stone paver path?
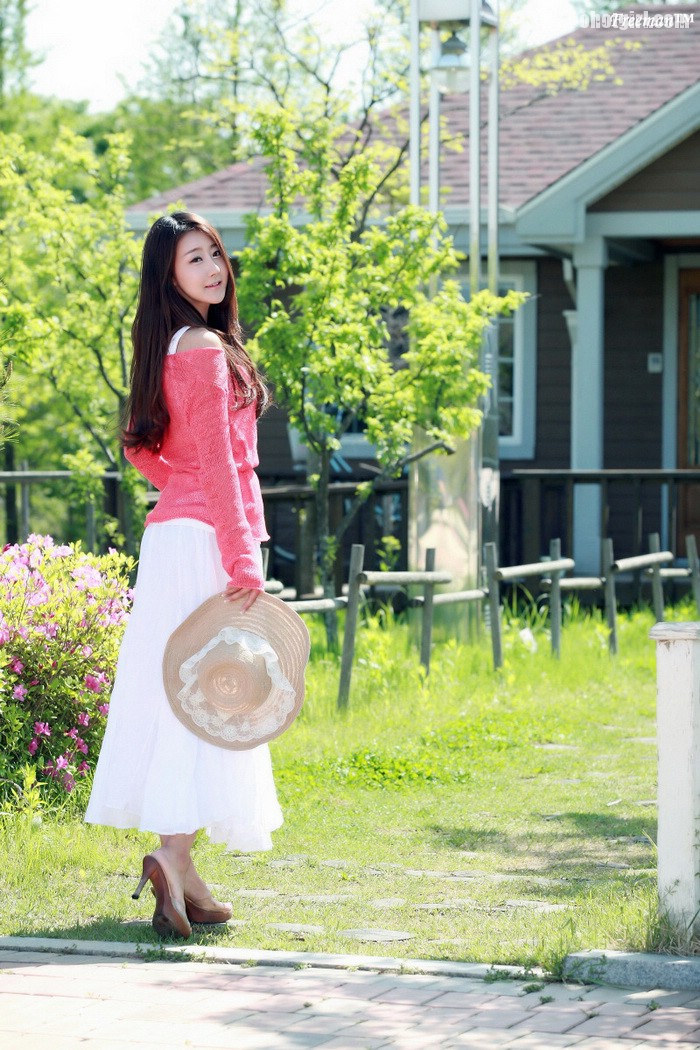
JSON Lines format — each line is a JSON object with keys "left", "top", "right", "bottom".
{"left": 1, "top": 945, "right": 700, "bottom": 1049}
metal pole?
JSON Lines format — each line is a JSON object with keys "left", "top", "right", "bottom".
{"left": 469, "top": 0, "right": 481, "bottom": 293}
{"left": 409, "top": 0, "right": 422, "bottom": 208}
{"left": 487, "top": 6, "right": 499, "bottom": 296}
{"left": 428, "top": 27, "right": 441, "bottom": 216}
{"left": 481, "top": 5, "right": 501, "bottom": 554}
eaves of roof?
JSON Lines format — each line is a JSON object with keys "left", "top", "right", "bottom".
{"left": 126, "top": 5, "right": 700, "bottom": 236}
{"left": 516, "top": 78, "right": 700, "bottom": 245}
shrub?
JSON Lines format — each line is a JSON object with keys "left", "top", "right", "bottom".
{"left": 0, "top": 534, "right": 133, "bottom": 800}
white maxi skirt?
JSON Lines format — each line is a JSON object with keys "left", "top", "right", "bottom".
{"left": 84, "top": 519, "right": 283, "bottom": 852}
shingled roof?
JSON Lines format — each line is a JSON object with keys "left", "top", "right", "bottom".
{"left": 129, "top": 4, "right": 700, "bottom": 216}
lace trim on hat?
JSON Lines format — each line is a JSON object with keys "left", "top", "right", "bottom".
{"left": 176, "top": 628, "right": 295, "bottom": 743}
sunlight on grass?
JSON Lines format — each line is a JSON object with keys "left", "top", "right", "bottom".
{"left": 1, "top": 596, "right": 695, "bottom": 972}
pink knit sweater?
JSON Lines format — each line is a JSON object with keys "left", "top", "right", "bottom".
{"left": 125, "top": 346, "right": 268, "bottom": 590}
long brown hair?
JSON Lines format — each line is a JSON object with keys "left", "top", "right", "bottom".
{"left": 123, "top": 211, "right": 267, "bottom": 452}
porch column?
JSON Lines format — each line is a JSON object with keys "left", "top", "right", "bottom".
{"left": 572, "top": 237, "right": 608, "bottom": 572}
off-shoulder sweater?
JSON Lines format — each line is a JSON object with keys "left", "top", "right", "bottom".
{"left": 124, "top": 342, "right": 268, "bottom": 590}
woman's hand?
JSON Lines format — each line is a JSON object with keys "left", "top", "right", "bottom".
{"left": 223, "top": 583, "right": 262, "bottom": 611}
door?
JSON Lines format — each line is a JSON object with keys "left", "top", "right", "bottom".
{"left": 677, "top": 269, "right": 700, "bottom": 543}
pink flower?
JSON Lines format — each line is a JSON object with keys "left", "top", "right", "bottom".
{"left": 77, "top": 712, "right": 90, "bottom": 727}
{"left": 97, "top": 702, "right": 110, "bottom": 716}
{"left": 0, "top": 616, "right": 10, "bottom": 646}
{"left": 81, "top": 645, "right": 93, "bottom": 658}
{"left": 34, "top": 722, "right": 51, "bottom": 737}
{"left": 34, "top": 622, "right": 58, "bottom": 639}
{"left": 71, "top": 565, "right": 103, "bottom": 590}
{"left": 84, "top": 672, "right": 107, "bottom": 693}
{"left": 9, "top": 658, "right": 24, "bottom": 674}
{"left": 28, "top": 739, "right": 38, "bottom": 756}
{"left": 65, "top": 728, "right": 78, "bottom": 740}
{"left": 77, "top": 761, "right": 89, "bottom": 776}
{"left": 62, "top": 773, "right": 75, "bottom": 792}
{"left": 13, "top": 684, "right": 28, "bottom": 700}
{"left": 75, "top": 738, "right": 88, "bottom": 755}
{"left": 55, "top": 754, "right": 69, "bottom": 771}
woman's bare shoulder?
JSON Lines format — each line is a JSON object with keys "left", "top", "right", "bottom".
{"left": 175, "top": 327, "right": 224, "bottom": 353}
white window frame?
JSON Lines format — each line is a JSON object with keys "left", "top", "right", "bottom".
{"left": 498, "top": 261, "right": 537, "bottom": 460}
{"left": 461, "top": 260, "right": 537, "bottom": 460}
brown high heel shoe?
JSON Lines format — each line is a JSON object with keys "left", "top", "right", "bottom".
{"left": 132, "top": 853, "right": 192, "bottom": 939}
{"left": 184, "top": 892, "right": 233, "bottom": 925}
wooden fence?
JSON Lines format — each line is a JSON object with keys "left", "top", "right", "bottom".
{"left": 5, "top": 469, "right": 700, "bottom": 710}
{"left": 279, "top": 532, "right": 700, "bottom": 709}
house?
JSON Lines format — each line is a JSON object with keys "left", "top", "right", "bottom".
{"left": 127, "top": 4, "right": 700, "bottom": 578}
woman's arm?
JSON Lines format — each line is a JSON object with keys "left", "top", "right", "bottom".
{"left": 184, "top": 348, "right": 265, "bottom": 591}
{"left": 123, "top": 444, "right": 173, "bottom": 491}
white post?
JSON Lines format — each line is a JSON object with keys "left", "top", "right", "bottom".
{"left": 572, "top": 236, "right": 607, "bottom": 572}
{"left": 649, "top": 621, "right": 700, "bottom": 934}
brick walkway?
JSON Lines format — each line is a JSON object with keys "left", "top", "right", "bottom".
{"left": 1, "top": 946, "right": 700, "bottom": 1049}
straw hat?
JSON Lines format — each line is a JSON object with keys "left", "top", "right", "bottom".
{"left": 162, "top": 591, "right": 310, "bottom": 750}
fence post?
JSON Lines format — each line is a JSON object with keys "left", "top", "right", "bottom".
{"left": 649, "top": 622, "right": 700, "bottom": 936}
{"left": 419, "top": 548, "right": 436, "bottom": 673}
{"left": 337, "top": 544, "right": 365, "bottom": 711}
{"left": 687, "top": 535, "right": 700, "bottom": 616}
{"left": 484, "top": 542, "right": 502, "bottom": 669}
{"left": 20, "top": 460, "right": 30, "bottom": 540}
{"left": 86, "top": 499, "right": 97, "bottom": 553}
{"left": 602, "top": 538, "right": 617, "bottom": 655}
{"left": 294, "top": 499, "right": 316, "bottom": 599}
{"left": 648, "top": 532, "right": 665, "bottom": 624}
{"left": 549, "top": 538, "right": 563, "bottom": 659}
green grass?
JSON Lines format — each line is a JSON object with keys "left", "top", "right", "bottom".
{"left": 0, "top": 597, "right": 695, "bottom": 974}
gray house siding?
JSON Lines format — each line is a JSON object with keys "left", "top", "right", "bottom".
{"left": 603, "top": 262, "right": 665, "bottom": 552}
{"left": 590, "top": 128, "right": 700, "bottom": 212}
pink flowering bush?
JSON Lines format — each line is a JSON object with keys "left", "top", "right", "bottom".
{"left": 0, "top": 534, "right": 134, "bottom": 799}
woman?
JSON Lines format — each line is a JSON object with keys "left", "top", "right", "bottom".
{"left": 85, "top": 212, "right": 282, "bottom": 939}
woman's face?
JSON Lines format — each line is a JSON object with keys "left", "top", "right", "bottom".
{"left": 172, "top": 229, "right": 228, "bottom": 319}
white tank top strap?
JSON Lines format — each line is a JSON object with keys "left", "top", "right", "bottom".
{"left": 166, "top": 326, "right": 190, "bottom": 356}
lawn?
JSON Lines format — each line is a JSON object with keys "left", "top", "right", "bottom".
{"left": 0, "top": 598, "right": 690, "bottom": 975}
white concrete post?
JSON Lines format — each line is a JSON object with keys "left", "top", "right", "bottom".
{"left": 572, "top": 237, "right": 607, "bottom": 573}
{"left": 649, "top": 621, "right": 700, "bottom": 933}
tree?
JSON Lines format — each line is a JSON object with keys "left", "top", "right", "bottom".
{"left": 0, "top": 0, "right": 36, "bottom": 103}
{"left": 238, "top": 105, "right": 523, "bottom": 646}
{"left": 112, "top": 0, "right": 290, "bottom": 202}
{"left": 0, "top": 128, "right": 145, "bottom": 546}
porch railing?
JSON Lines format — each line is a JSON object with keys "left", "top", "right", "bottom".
{"left": 502, "top": 469, "right": 700, "bottom": 567}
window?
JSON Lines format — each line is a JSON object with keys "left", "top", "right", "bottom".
{"left": 462, "top": 261, "right": 537, "bottom": 460}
